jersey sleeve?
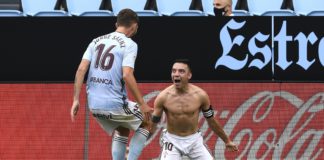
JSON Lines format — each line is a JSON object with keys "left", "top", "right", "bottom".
{"left": 122, "top": 42, "right": 138, "bottom": 69}
{"left": 82, "top": 41, "right": 95, "bottom": 61}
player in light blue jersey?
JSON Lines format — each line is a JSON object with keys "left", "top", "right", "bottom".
{"left": 70, "top": 9, "right": 152, "bottom": 160}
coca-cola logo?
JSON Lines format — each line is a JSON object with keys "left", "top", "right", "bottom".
{"left": 143, "top": 90, "right": 324, "bottom": 159}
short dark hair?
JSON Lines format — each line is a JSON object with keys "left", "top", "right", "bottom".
{"left": 173, "top": 59, "right": 192, "bottom": 72}
{"left": 117, "top": 8, "right": 139, "bottom": 27}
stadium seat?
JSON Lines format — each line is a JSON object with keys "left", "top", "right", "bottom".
{"left": 0, "top": 0, "right": 24, "bottom": 16}
{"left": 66, "top": 0, "right": 113, "bottom": 16}
{"left": 201, "top": 0, "right": 214, "bottom": 15}
{"left": 293, "top": 0, "right": 324, "bottom": 16}
{"left": 307, "top": 11, "right": 324, "bottom": 16}
{"left": 0, "top": 0, "right": 20, "bottom": 9}
{"left": 232, "top": 0, "right": 250, "bottom": 16}
{"left": 156, "top": 0, "right": 206, "bottom": 16}
{"left": 21, "top": 0, "right": 68, "bottom": 16}
{"left": 0, "top": 10, "right": 24, "bottom": 16}
{"left": 231, "top": 10, "right": 250, "bottom": 16}
{"left": 247, "top": 0, "right": 296, "bottom": 16}
{"left": 111, "top": 0, "right": 159, "bottom": 16}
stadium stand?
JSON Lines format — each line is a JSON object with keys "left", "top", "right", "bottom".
{"left": 0, "top": 10, "right": 24, "bottom": 16}
{"left": 247, "top": 0, "right": 296, "bottom": 16}
{"left": 111, "top": 0, "right": 159, "bottom": 16}
{"left": 0, "top": 0, "right": 24, "bottom": 16}
{"left": 293, "top": 0, "right": 324, "bottom": 16}
{"left": 1, "top": 0, "right": 323, "bottom": 16}
{"left": 66, "top": 0, "right": 113, "bottom": 16}
{"left": 201, "top": 0, "right": 214, "bottom": 16}
{"left": 0, "top": 0, "right": 21, "bottom": 10}
{"left": 156, "top": 0, "right": 206, "bottom": 16}
{"left": 21, "top": 0, "right": 68, "bottom": 16}
{"left": 201, "top": 0, "right": 250, "bottom": 16}
{"left": 232, "top": 0, "right": 250, "bottom": 16}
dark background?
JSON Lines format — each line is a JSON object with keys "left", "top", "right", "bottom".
{"left": 0, "top": 16, "right": 323, "bottom": 82}
{"left": 274, "top": 17, "right": 324, "bottom": 81}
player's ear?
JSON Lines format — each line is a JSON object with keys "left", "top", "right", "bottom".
{"left": 131, "top": 23, "right": 138, "bottom": 36}
{"left": 188, "top": 72, "right": 192, "bottom": 80}
{"left": 131, "top": 23, "right": 137, "bottom": 30}
{"left": 115, "top": 23, "right": 118, "bottom": 28}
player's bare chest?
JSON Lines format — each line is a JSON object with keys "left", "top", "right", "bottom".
{"left": 165, "top": 95, "right": 200, "bottom": 113}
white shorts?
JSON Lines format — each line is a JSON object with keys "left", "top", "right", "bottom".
{"left": 160, "top": 130, "right": 214, "bottom": 160}
{"left": 89, "top": 101, "right": 143, "bottom": 135}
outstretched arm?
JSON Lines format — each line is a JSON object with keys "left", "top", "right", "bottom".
{"left": 71, "top": 59, "right": 90, "bottom": 122}
{"left": 200, "top": 90, "right": 238, "bottom": 152}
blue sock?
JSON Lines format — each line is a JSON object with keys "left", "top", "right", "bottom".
{"left": 112, "top": 133, "right": 128, "bottom": 160}
{"left": 127, "top": 128, "right": 150, "bottom": 160}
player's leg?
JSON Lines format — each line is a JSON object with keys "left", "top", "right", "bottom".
{"left": 92, "top": 114, "right": 129, "bottom": 160}
{"left": 127, "top": 101, "right": 150, "bottom": 160}
{"left": 159, "top": 132, "right": 182, "bottom": 160}
{"left": 112, "top": 126, "right": 130, "bottom": 160}
{"left": 187, "top": 133, "right": 214, "bottom": 160}
{"left": 127, "top": 124, "right": 150, "bottom": 160}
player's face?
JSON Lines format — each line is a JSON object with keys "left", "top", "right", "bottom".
{"left": 171, "top": 63, "right": 192, "bottom": 89}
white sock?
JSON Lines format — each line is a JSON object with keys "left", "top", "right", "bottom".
{"left": 112, "top": 134, "right": 128, "bottom": 160}
{"left": 127, "top": 128, "right": 150, "bottom": 160}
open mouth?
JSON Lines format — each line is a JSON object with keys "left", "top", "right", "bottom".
{"left": 174, "top": 79, "right": 181, "bottom": 83}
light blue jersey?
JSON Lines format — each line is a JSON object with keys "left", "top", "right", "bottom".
{"left": 82, "top": 32, "right": 137, "bottom": 113}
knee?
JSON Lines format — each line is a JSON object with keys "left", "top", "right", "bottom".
{"left": 139, "top": 121, "right": 151, "bottom": 131}
{"left": 115, "top": 127, "right": 130, "bottom": 137}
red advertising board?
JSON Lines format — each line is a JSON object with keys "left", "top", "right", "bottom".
{"left": 0, "top": 83, "right": 323, "bottom": 159}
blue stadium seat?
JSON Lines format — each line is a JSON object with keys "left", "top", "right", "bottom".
{"left": 66, "top": 0, "right": 113, "bottom": 16}
{"left": 232, "top": 0, "right": 250, "bottom": 16}
{"left": 293, "top": 0, "right": 324, "bottom": 16}
{"left": 201, "top": 0, "right": 214, "bottom": 15}
{"left": 156, "top": 0, "right": 206, "bottom": 16}
{"left": 111, "top": 0, "right": 159, "bottom": 16}
{"left": 247, "top": 0, "right": 296, "bottom": 16}
{"left": 232, "top": 10, "right": 250, "bottom": 16}
{"left": 21, "top": 0, "right": 68, "bottom": 16}
{"left": 308, "top": 11, "right": 324, "bottom": 16}
{"left": 0, "top": 10, "right": 24, "bottom": 16}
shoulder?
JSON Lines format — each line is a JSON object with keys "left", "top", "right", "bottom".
{"left": 89, "top": 33, "right": 112, "bottom": 49}
{"left": 123, "top": 35, "right": 137, "bottom": 46}
{"left": 123, "top": 39, "right": 137, "bottom": 52}
{"left": 92, "top": 33, "right": 110, "bottom": 42}
{"left": 190, "top": 84, "right": 209, "bottom": 101}
{"left": 128, "top": 39, "right": 137, "bottom": 48}
{"left": 128, "top": 37, "right": 136, "bottom": 44}
{"left": 158, "top": 85, "right": 173, "bottom": 97}
{"left": 190, "top": 84, "right": 208, "bottom": 96}
{"left": 156, "top": 85, "right": 173, "bottom": 101}
{"left": 189, "top": 85, "right": 210, "bottom": 109}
